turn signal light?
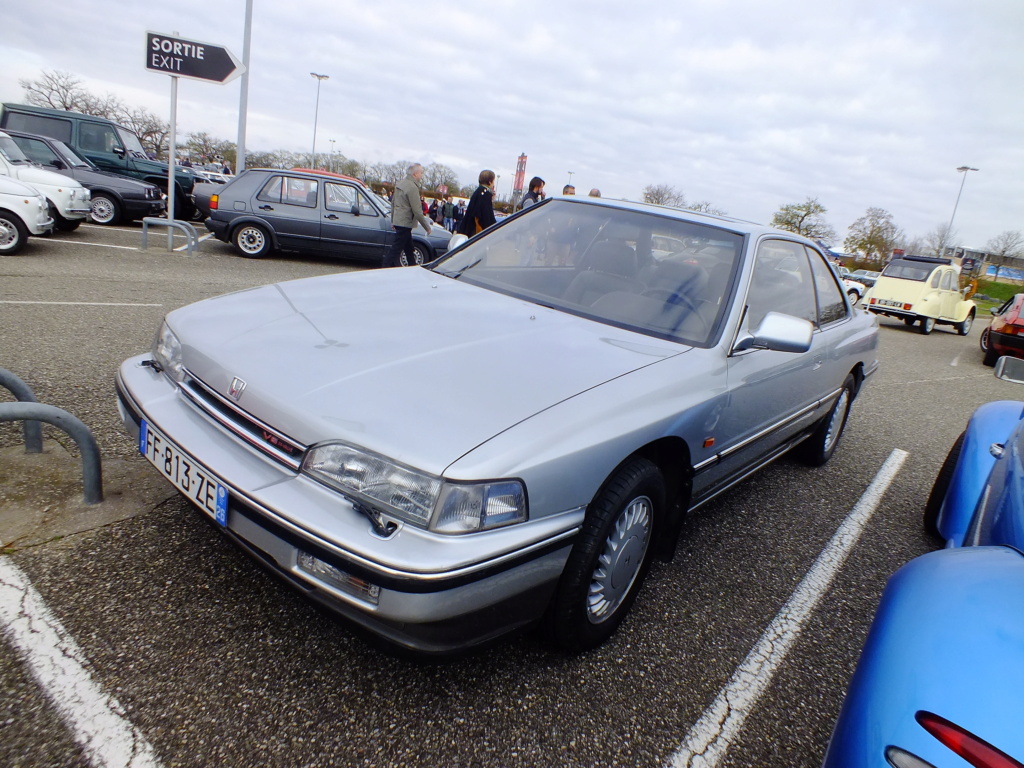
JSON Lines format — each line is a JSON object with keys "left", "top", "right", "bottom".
{"left": 916, "top": 711, "right": 1024, "bottom": 768}
{"left": 210, "top": 194, "right": 219, "bottom": 210}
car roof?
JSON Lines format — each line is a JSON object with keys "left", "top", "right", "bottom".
{"left": 288, "top": 167, "right": 367, "bottom": 185}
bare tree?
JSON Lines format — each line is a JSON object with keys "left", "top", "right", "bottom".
{"left": 985, "top": 230, "right": 1024, "bottom": 280}
{"left": 642, "top": 184, "right": 687, "bottom": 207}
{"left": 687, "top": 200, "right": 727, "bottom": 216}
{"left": 922, "top": 223, "right": 956, "bottom": 258}
{"left": 19, "top": 70, "right": 86, "bottom": 111}
{"left": 422, "top": 162, "right": 460, "bottom": 195}
{"left": 844, "top": 207, "right": 902, "bottom": 263}
{"left": 771, "top": 197, "right": 837, "bottom": 244}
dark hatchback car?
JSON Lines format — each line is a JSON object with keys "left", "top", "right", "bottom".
{"left": 980, "top": 294, "right": 1024, "bottom": 366}
{"left": 5, "top": 128, "right": 165, "bottom": 225}
{"left": 205, "top": 168, "right": 451, "bottom": 265}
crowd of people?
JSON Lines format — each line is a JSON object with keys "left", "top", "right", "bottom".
{"left": 383, "top": 163, "right": 603, "bottom": 268}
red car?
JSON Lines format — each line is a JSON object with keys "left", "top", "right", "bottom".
{"left": 981, "top": 293, "right": 1024, "bottom": 365}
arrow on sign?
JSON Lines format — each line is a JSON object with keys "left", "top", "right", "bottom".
{"left": 146, "top": 32, "right": 245, "bottom": 84}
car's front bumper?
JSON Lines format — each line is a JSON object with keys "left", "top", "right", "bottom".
{"left": 122, "top": 197, "right": 166, "bottom": 220}
{"left": 115, "top": 356, "right": 576, "bottom": 653}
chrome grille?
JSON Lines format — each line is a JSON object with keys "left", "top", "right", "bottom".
{"left": 180, "top": 369, "right": 306, "bottom": 469}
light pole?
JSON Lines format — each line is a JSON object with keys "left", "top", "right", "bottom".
{"left": 567, "top": 171, "right": 575, "bottom": 187}
{"left": 328, "top": 139, "right": 335, "bottom": 173}
{"left": 947, "top": 165, "right": 979, "bottom": 237}
{"left": 310, "top": 72, "right": 329, "bottom": 169}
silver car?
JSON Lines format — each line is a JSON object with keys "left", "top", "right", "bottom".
{"left": 116, "top": 198, "right": 879, "bottom": 654}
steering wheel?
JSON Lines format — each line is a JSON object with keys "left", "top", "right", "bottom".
{"left": 642, "top": 288, "right": 708, "bottom": 334}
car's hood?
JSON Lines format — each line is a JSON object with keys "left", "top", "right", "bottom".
{"left": 171, "top": 267, "right": 688, "bottom": 473}
{"left": 73, "top": 167, "right": 155, "bottom": 191}
{"left": 0, "top": 174, "right": 45, "bottom": 198}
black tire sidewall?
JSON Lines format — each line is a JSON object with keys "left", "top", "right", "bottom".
{"left": 0, "top": 212, "right": 28, "bottom": 254}
{"left": 801, "top": 374, "right": 855, "bottom": 467}
{"left": 233, "top": 224, "right": 271, "bottom": 258}
{"left": 90, "top": 194, "right": 121, "bottom": 225}
{"left": 547, "top": 456, "right": 665, "bottom": 652}
{"left": 923, "top": 431, "right": 964, "bottom": 540}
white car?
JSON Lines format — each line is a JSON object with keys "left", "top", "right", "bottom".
{"left": 0, "top": 175, "right": 54, "bottom": 254}
{"left": 0, "top": 130, "right": 91, "bottom": 231}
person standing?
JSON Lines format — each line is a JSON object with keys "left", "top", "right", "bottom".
{"left": 454, "top": 200, "right": 466, "bottom": 232}
{"left": 384, "top": 163, "right": 432, "bottom": 268}
{"left": 458, "top": 170, "right": 497, "bottom": 236}
{"left": 588, "top": 188, "right": 601, "bottom": 197}
{"left": 442, "top": 196, "right": 456, "bottom": 231}
{"left": 562, "top": 184, "right": 576, "bottom": 195}
{"left": 520, "top": 176, "right": 545, "bottom": 210}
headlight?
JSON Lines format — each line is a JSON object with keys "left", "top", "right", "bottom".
{"left": 302, "top": 443, "right": 527, "bottom": 533}
{"left": 152, "top": 321, "right": 184, "bottom": 382}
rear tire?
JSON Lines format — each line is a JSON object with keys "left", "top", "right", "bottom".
{"left": 919, "top": 316, "right": 935, "bottom": 334}
{"left": 232, "top": 224, "right": 272, "bottom": 258}
{"left": 90, "top": 194, "right": 122, "bottom": 225}
{"left": 801, "top": 374, "right": 855, "bottom": 466}
{"left": 546, "top": 457, "right": 664, "bottom": 652}
{"left": 955, "top": 311, "right": 974, "bottom": 336}
{"left": 401, "top": 242, "right": 428, "bottom": 266}
{"left": 903, "top": 317, "right": 916, "bottom": 326}
{"left": 0, "top": 212, "right": 28, "bottom": 255}
{"left": 923, "top": 431, "right": 964, "bottom": 541}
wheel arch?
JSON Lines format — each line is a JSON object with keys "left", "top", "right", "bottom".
{"left": 617, "top": 436, "right": 693, "bottom": 562}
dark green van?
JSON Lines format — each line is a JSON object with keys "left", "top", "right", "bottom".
{"left": 0, "top": 103, "right": 198, "bottom": 219}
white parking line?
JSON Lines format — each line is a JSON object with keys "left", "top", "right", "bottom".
{"left": 0, "top": 301, "right": 162, "bottom": 307}
{"left": 0, "top": 557, "right": 162, "bottom": 768}
{"left": 667, "top": 448, "right": 909, "bottom": 768}
{"left": 43, "top": 239, "right": 138, "bottom": 251}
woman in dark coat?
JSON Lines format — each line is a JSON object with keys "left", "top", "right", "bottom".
{"left": 458, "top": 169, "right": 497, "bottom": 236}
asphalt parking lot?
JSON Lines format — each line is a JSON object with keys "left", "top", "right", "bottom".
{"left": 0, "top": 222, "right": 1009, "bottom": 767}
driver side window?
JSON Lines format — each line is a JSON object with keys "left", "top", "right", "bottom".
{"left": 747, "top": 240, "right": 817, "bottom": 327}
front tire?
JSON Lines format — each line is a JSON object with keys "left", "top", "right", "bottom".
{"left": 981, "top": 328, "right": 999, "bottom": 366}
{"left": 919, "top": 316, "right": 936, "bottom": 335}
{"left": 801, "top": 374, "right": 855, "bottom": 466}
{"left": 400, "top": 242, "right": 429, "bottom": 266}
{"left": 232, "top": 224, "right": 272, "bottom": 258}
{"left": 90, "top": 194, "right": 122, "bottom": 225}
{"left": 0, "top": 212, "right": 29, "bottom": 255}
{"left": 955, "top": 310, "right": 975, "bottom": 336}
{"left": 923, "top": 431, "right": 964, "bottom": 541}
{"left": 547, "top": 457, "right": 664, "bottom": 652}
{"left": 847, "top": 289, "right": 860, "bottom": 304}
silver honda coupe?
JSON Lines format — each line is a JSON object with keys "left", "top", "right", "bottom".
{"left": 116, "top": 197, "right": 879, "bottom": 654}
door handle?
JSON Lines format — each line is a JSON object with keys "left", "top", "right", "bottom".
{"left": 258, "top": 204, "right": 273, "bottom": 211}
{"left": 325, "top": 214, "right": 339, "bottom": 220}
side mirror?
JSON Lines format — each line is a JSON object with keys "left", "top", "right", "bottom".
{"left": 995, "top": 356, "right": 1024, "bottom": 385}
{"left": 732, "top": 311, "right": 813, "bottom": 354}
{"left": 114, "top": 146, "right": 126, "bottom": 158}
{"left": 51, "top": 159, "right": 66, "bottom": 170}
{"left": 991, "top": 307, "right": 999, "bottom": 316}
{"left": 448, "top": 233, "right": 469, "bottom": 250}
{"left": 350, "top": 203, "right": 360, "bottom": 216}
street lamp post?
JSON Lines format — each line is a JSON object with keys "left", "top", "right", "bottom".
{"left": 310, "top": 72, "right": 329, "bottom": 169}
{"left": 947, "top": 165, "right": 979, "bottom": 236}
{"left": 328, "top": 139, "right": 335, "bottom": 173}
{"left": 567, "top": 171, "right": 575, "bottom": 187}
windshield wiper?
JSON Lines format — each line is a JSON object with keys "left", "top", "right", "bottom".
{"left": 441, "top": 257, "right": 481, "bottom": 280}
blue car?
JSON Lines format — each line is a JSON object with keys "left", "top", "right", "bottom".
{"left": 823, "top": 357, "right": 1024, "bottom": 768}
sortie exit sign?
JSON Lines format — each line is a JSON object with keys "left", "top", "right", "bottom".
{"left": 146, "top": 32, "right": 245, "bottom": 84}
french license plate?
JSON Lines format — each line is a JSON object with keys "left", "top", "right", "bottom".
{"left": 878, "top": 299, "right": 903, "bottom": 308}
{"left": 140, "top": 420, "right": 228, "bottom": 526}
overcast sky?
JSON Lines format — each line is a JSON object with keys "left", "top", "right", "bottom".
{"left": 2, "top": 1, "right": 1021, "bottom": 248}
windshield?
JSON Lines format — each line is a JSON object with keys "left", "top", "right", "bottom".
{"left": 0, "top": 136, "right": 31, "bottom": 164}
{"left": 882, "top": 258, "right": 935, "bottom": 281}
{"left": 51, "top": 139, "right": 92, "bottom": 168}
{"left": 115, "top": 126, "right": 149, "bottom": 159}
{"left": 431, "top": 199, "right": 744, "bottom": 347}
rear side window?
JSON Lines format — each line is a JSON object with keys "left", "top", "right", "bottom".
{"left": 257, "top": 175, "right": 318, "bottom": 207}
{"left": 806, "top": 247, "right": 848, "bottom": 326}
{"left": 79, "top": 122, "right": 121, "bottom": 153}
{"left": 940, "top": 271, "right": 953, "bottom": 290}
{"left": 3, "top": 113, "right": 73, "bottom": 143}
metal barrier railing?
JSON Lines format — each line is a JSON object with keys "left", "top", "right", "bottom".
{"left": 140, "top": 217, "right": 199, "bottom": 256}
{"left": 0, "top": 368, "right": 43, "bottom": 453}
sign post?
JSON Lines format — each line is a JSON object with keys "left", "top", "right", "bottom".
{"left": 145, "top": 31, "right": 245, "bottom": 248}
